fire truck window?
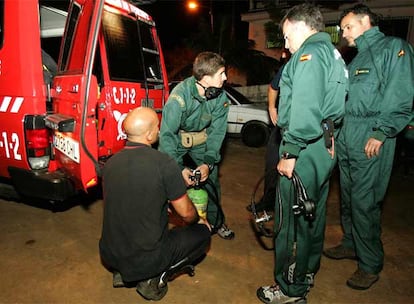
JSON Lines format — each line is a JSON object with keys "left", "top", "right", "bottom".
{"left": 0, "top": 0, "right": 4, "bottom": 48}
{"left": 93, "top": 47, "right": 104, "bottom": 88}
{"left": 102, "top": 11, "right": 162, "bottom": 84}
{"left": 139, "top": 22, "right": 163, "bottom": 83}
{"left": 60, "top": 3, "right": 81, "bottom": 72}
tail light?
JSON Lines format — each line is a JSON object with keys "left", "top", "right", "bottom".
{"left": 24, "top": 115, "right": 51, "bottom": 169}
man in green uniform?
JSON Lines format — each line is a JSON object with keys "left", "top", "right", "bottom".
{"left": 257, "top": 4, "right": 348, "bottom": 304}
{"left": 159, "top": 52, "right": 234, "bottom": 240}
{"left": 324, "top": 4, "right": 414, "bottom": 290}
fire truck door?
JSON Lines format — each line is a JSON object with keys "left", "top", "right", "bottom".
{"left": 50, "top": 0, "right": 104, "bottom": 191}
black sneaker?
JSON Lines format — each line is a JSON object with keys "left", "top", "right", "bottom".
{"left": 136, "top": 276, "right": 168, "bottom": 301}
{"left": 257, "top": 284, "right": 307, "bottom": 304}
{"left": 216, "top": 224, "right": 235, "bottom": 240}
{"left": 112, "top": 271, "right": 125, "bottom": 288}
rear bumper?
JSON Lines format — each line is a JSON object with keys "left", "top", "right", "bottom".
{"left": 8, "top": 167, "right": 78, "bottom": 201}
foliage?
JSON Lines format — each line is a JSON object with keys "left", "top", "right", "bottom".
{"left": 170, "top": 9, "right": 278, "bottom": 85}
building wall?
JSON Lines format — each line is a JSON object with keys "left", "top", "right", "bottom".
{"left": 242, "top": 0, "right": 414, "bottom": 57}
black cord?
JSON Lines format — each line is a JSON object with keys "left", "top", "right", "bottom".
{"left": 249, "top": 170, "right": 315, "bottom": 239}
{"left": 248, "top": 168, "right": 282, "bottom": 238}
{"left": 203, "top": 177, "right": 225, "bottom": 232}
{"left": 282, "top": 170, "right": 314, "bottom": 285}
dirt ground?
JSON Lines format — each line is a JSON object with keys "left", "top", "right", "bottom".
{"left": 0, "top": 137, "right": 413, "bottom": 304}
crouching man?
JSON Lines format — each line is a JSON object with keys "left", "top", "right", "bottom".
{"left": 99, "top": 107, "right": 211, "bottom": 301}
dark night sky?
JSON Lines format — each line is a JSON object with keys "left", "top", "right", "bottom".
{"left": 142, "top": 1, "right": 202, "bottom": 48}
{"left": 142, "top": 0, "right": 250, "bottom": 48}
{"left": 43, "top": 0, "right": 250, "bottom": 49}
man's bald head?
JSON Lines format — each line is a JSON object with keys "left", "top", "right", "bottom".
{"left": 123, "top": 107, "right": 159, "bottom": 145}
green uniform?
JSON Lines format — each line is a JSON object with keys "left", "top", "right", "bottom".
{"left": 337, "top": 27, "right": 414, "bottom": 275}
{"left": 275, "top": 32, "right": 348, "bottom": 296}
{"left": 159, "top": 76, "right": 229, "bottom": 227}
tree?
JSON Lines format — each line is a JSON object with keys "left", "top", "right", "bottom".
{"left": 175, "top": 1, "right": 278, "bottom": 85}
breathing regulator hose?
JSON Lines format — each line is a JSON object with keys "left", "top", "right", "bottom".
{"left": 248, "top": 169, "right": 315, "bottom": 238}
{"left": 248, "top": 168, "right": 279, "bottom": 238}
{"left": 187, "top": 169, "right": 225, "bottom": 233}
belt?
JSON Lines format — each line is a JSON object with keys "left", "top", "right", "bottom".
{"left": 180, "top": 129, "right": 207, "bottom": 148}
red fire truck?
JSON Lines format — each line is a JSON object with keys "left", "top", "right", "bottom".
{"left": 0, "top": 0, "right": 169, "bottom": 203}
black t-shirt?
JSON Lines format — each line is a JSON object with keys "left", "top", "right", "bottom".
{"left": 99, "top": 141, "right": 187, "bottom": 280}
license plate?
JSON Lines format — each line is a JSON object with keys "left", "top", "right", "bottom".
{"left": 53, "top": 133, "right": 80, "bottom": 163}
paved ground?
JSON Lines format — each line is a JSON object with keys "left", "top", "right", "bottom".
{"left": 0, "top": 137, "right": 413, "bottom": 304}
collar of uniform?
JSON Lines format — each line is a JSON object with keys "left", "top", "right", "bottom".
{"left": 302, "top": 31, "right": 331, "bottom": 46}
{"left": 190, "top": 76, "right": 207, "bottom": 102}
{"left": 355, "top": 26, "right": 385, "bottom": 50}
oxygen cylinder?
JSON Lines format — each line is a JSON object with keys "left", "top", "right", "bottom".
{"left": 187, "top": 170, "right": 208, "bottom": 219}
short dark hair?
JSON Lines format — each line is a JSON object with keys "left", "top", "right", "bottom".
{"left": 340, "top": 4, "right": 379, "bottom": 26}
{"left": 280, "top": 3, "right": 324, "bottom": 32}
{"left": 192, "top": 52, "right": 225, "bottom": 81}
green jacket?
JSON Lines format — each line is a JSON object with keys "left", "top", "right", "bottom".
{"left": 278, "top": 32, "right": 348, "bottom": 156}
{"left": 159, "top": 76, "right": 229, "bottom": 165}
{"left": 346, "top": 26, "right": 414, "bottom": 141}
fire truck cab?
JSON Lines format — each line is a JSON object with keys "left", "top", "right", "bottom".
{"left": 0, "top": 0, "right": 169, "bottom": 202}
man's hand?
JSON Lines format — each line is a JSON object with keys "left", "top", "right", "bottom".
{"left": 196, "top": 164, "right": 210, "bottom": 182}
{"left": 182, "top": 168, "right": 195, "bottom": 186}
{"left": 365, "top": 138, "right": 383, "bottom": 159}
{"left": 277, "top": 158, "right": 296, "bottom": 178}
{"left": 268, "top": 107, "right": 278, "bottom": 126}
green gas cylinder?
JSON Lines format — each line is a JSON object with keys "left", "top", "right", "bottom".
{"left": 187, "top": 170, "right": 208, "bottom": 219}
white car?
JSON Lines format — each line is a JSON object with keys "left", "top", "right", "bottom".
{"left": 225, "top": 86, "right": 271, "bottom": 147}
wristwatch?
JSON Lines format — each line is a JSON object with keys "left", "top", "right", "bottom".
{"left": 281, "top": 151, "right": 297, "bottom": 160}
{"left": 206, "top": 163, "right": 214, "bottom": 171}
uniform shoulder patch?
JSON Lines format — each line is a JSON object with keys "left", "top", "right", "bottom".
{"left": 398, "top": 49, "right": 405, "bottom": 57}
{"left": 300, "top": 54, "right": 312, "bottom": 62}
{"left": 170, "top": 94, "right": 185, "bottom": 108}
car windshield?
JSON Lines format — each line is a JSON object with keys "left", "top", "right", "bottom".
{"left": 225, "top": 86, "right": 253, "bottom": 105}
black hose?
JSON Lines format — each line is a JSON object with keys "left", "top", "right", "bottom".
{"left": 248, "top": 169, "right": 282, "bottom": 238}
{"left": 202, "top": 177, "right": 225, "bottom": 233}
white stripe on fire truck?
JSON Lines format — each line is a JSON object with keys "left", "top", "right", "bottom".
{"left": 0, "top": 96, "right": 23, "bottom": 113}
{"left": 10, "top": 97, "right": 24, "bottom": 113}
{"left": 0, "top": 96, "right": 12, "bottom": 112}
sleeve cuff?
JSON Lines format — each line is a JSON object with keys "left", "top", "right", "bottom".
{"left": 204, "top": 155, "right": 216, "bottom": 165}
{"left": 372, "top": 130, "right": 386, "bottom": 142}
{"left": 281, "top": 142, "right": 301, "bottom": 157}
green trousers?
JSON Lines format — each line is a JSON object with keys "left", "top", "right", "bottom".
{"left": 274, "top": 136, "right": 336, "bottom": 297}
{"left": 177, "top": 143, "right": 224, "bottom": 229}
{"left": 337, "top": 116, "right": 395, "bottom": 274}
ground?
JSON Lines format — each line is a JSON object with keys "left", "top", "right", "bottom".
{"left": 0, "top": 137, "right": 413, "bottom": 304}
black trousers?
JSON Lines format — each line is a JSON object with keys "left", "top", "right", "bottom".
{"left": 101, "top": 224, "right": 211, "bottom": 282}
{"left": 165, "top": 224, "right": 211, "bottom": 267}
{"left": 260, "top": 125, "right": 282, "bottom": 207}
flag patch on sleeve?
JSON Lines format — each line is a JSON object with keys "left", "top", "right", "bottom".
{"left": 300, "top": 54, "right": 312, "bottom": 61}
